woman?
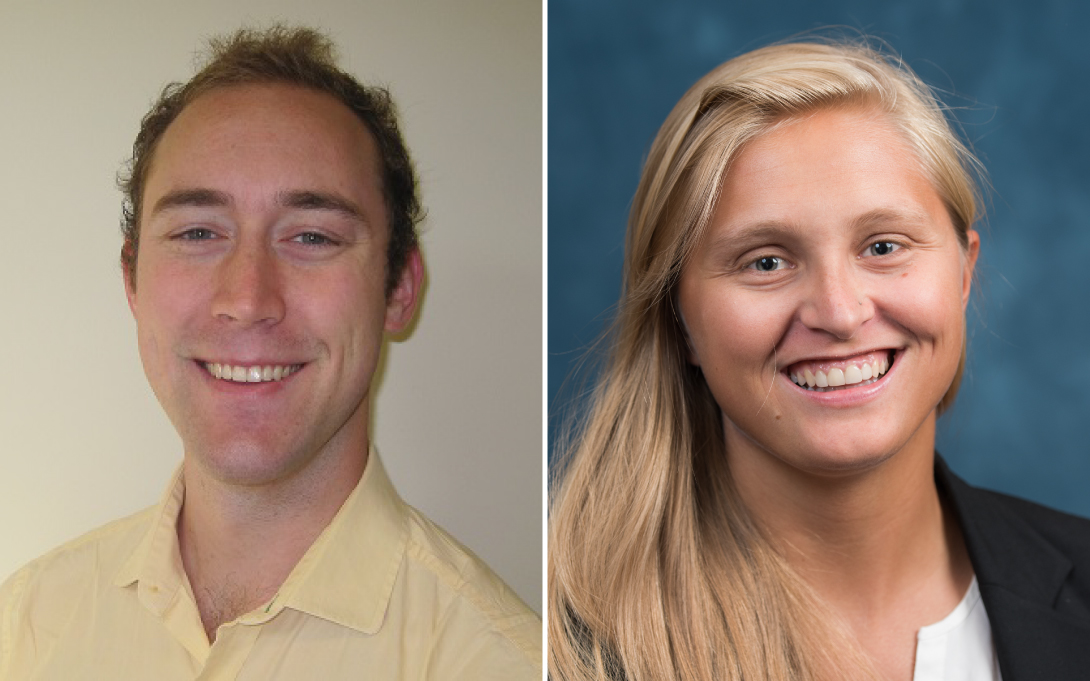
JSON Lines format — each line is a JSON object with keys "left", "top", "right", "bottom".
{"left": 548, "top": 39, "right": 1090, "bottom": 681}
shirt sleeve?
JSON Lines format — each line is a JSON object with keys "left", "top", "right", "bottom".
{"left": 0, "top": 566, "right": 32, "bottom": 680}
{"left": 422, "top": 596, "right": 542, "bottom": 681}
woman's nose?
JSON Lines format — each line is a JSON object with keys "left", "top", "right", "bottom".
{"left": 797, "top": 261, "right": 874, "bottom": 340}
{"left": 211, "top": 243, "right": 286, "bottom": 326}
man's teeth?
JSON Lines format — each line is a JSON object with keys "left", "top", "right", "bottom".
{"left": 789, "top": 356, "right": 890, "bottom": 391}
{"left": 205, "top": 363, "right": 300, "bottom": 383}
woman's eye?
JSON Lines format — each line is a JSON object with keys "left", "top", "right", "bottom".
{"left": 749, "top": 256, "right": 787, "bottom": 272}
{"left": 866, "top": 241, "right": 900, "bottom": 257}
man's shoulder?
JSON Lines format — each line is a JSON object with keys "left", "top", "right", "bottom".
{"left": 1, "top": 505, "right": 154, "bottom": 609}
{"left": 397, "top": 504, "right": 541, "bottom": 671}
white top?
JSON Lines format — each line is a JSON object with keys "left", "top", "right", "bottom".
{"left": 913, "top": 577, "right": 1002, "bottom": 681}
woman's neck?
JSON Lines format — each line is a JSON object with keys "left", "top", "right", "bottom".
{"left": 728, "top": 411, "right": 973, "bottom": 679}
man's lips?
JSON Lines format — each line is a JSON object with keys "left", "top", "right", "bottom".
{"left": 200, "top": 361, "right": 304, "bottom": 383}
{"left": 784, "top": 350, "right": 896, "bottom": 391}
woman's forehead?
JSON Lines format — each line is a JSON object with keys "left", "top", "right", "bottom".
{"left": 711, "top": 108, "right": 942, "bottom": 228}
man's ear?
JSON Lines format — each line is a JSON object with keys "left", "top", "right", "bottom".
{"left": 123, "top": 242, "right": 138, "bottom": 318}
{"left": 385, "top": 246, "right": 423, "bottom": 332}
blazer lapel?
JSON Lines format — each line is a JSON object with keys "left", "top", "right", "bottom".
{"left": 936, "top": 455, "right": 1090, "bottom": 679}
{"left": 980, "top": 587, "right": 1090, "bottom": 679}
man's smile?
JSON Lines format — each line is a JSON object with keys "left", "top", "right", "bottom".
{"left": 202, "top": 361, "right": 304, "bottom": 383}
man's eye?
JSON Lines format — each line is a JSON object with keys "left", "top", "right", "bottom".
{"left": 177, "top": 228, "right": 217, "bottom": 240}
{"left": 293, "top": 232, "right": 337, "bottom": 246}
{"left": 866, "top": 241, "right": 900, "bottom": 257}
{"left": 749, "top": 256, "right": 787, "bottom": 272}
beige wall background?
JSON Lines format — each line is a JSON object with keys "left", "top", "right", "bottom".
{"left": 0, "top": 0, "right": 542, "bottom": 612}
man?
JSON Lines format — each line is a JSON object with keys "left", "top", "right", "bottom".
{"left": 0, "top": 26, "right": 540, "bottom": 679}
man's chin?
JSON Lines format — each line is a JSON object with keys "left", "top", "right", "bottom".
{"left": 184, "top": 441, "right": 311, "bottom": 489}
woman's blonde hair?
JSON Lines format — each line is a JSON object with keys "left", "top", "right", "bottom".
{"left": 549, "top": 38, "right": 983, "bottom": 681}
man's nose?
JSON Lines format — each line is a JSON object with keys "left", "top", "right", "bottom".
{"left": 211, "top": 242, "right": 286, "bottom": 326}
{"left": 797, "top": 261, "right": 874, "bottom": 340}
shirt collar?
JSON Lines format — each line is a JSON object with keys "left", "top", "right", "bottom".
{"left": 113, "top": 447, "right": 410, "bottom": 635}
{"left": 114, "top": 466, "right": 187, "bottom": 614}
{"left": 270, "top": 449, "right": 410, "bottom": 633}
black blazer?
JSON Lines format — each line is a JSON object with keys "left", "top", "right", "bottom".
{"left": 936, "top": 456, "right": 1090, "bottom": 680}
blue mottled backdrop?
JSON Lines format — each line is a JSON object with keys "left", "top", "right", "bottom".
{"left": 548, "top": 0, "right": 1090, "bottom": 517}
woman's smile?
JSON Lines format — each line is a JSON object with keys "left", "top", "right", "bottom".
{"left": 785, "top": 349, "right": 894, "bottom": 391}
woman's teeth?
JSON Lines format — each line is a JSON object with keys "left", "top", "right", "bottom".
{"left": 205, "top": 363, "right": 300, "bottom": 383}
{"left": 788, "top": 356, "right": 891, "bottom": 391}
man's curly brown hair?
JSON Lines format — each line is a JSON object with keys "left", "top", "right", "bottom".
{"left": 118, "top": 25, "right": 423, "bottom": 297}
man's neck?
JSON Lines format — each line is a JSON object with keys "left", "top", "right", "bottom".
{"left": 176, "top": 443, "right": 369, "bottom": 642}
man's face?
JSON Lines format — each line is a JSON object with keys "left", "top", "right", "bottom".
{"left": 127, "top": 83, "right": 419, "bottom": 487}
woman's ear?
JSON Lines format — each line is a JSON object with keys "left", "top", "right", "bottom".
{"left": 677, "top": 311, "right": 701, "bottom": 366}
{"left": 962, "top": 229, "right": 981, "bottom": 308}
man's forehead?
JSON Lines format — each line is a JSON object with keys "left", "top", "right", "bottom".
{"left": 141, "top": 83, "right": 386, "bottom": 220}
{"left": 168, "top": 84, "right": 376, "bottom": 155}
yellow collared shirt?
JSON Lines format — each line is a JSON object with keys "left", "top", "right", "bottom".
{"left": 0, "top": 452, "right": 541, "bottom": 680}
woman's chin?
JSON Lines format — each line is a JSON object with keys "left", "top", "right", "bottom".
{"left": 753, "top": 438, "right": 908, "bottom": 481}
{"left": 787, "top": 449, "right": 897, "bottom": 478}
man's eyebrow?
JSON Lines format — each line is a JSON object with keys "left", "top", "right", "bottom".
{"left": 150, "top": 188, "right": 232, "bottom": 216}
{"left": 277, "top": 190, "right": 366, "bottom": 222}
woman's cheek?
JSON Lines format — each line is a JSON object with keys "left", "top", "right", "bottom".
{"left": 878, "top": 264, "right": 966, "bottom": 355}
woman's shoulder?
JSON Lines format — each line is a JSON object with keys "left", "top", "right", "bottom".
{"left": 936, "top": 453, "right": 1090, "bottom": 679}
{"left": 936, "top": 453, "right": 1090, "bottom": 559}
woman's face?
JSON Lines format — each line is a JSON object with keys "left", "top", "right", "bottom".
{"left": 677, "top": 107, "right": 978, "bottom": 475}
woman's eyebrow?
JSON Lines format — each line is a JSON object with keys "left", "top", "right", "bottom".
{"left": 850, "top": 207, "right": 932, "bottom": 230}
{"left": 707, "top": 207, "right": 933, "bottom": 253}
{"left": 705, "top": 221, "right": 801, "bottom": 255}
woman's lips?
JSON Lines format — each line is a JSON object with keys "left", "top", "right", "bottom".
{"left": 784, "top": 350, "right": 895, "bottom": 391}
